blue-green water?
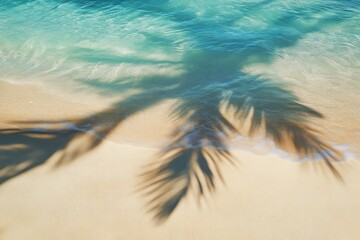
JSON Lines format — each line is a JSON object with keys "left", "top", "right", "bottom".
{"left": 1, "top": 0, "right": 358, "bottom": 84}
{"left": 0, "top": 0, "right": 359, "bottom": 155}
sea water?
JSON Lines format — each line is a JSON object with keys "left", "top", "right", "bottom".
{"left": 0, "top": 0, "right": 359, "bottom": 157}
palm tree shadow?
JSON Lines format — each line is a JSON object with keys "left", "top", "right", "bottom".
{"left": 0, "top": 66, "right": 343, "bottom": 223}
{"left": 138, "top": 73, "right": 343, "bottom": 224}
{"left": 0, "top": 0, "right": 353, "bottom": 224}
{"left": 133, "top": 1, "right": 352, "bottom": 223}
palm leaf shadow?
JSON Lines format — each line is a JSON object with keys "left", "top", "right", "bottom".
{"left": 134, "top": 1, "right": 350, "bottom": 222}
{"left": 0, "top": 0, "right": 352, "bottom": 224}
{"left": 0, "top": 116, "right": 108, "bottom": 184}
{"left": 138, "top": 74, "right": 343, "bottom": 223}
{"left": 0, "top": 90, "right": 165, "bottom": 184}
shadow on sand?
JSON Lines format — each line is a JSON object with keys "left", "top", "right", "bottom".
{"left": 0, "top": 0, "right": 351, "bottom": 223}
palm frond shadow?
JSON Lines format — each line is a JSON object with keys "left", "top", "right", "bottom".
{"left": 0, "top": 61, "right": 344, "bottom": 223}
{"left": 0, "top": 90, "right": 164, "bottom": 184}
{"left": 137, "top": 74, "right": 343, "bottom": 224}
{"left": 0, "top": 0, "right": 351, "bottom": 223}
{"left": 0, "top": 116, "right": 108, "bottom": 184}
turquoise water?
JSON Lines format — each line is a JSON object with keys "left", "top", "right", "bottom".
{"left": 0, "top": 0, "right": 359, "bottom": 154}
{"left": 0, "top": 0, "right": 358, "bottom": 84}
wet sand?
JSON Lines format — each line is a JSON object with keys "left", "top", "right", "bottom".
{"left": 0, "top": 81, "right": 360, "bottom": 240}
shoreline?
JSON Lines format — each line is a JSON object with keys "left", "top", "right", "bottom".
{"left": 1, "top": 80, "right": 358, "bottom": 159}
{"left": 1, "top": 80, "right": 360, "bottom": 239}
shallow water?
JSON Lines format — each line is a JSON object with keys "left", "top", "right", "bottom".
{"left": 0, "top": 0, "right": 359, "bottom": 156}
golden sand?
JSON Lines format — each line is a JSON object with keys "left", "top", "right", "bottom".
{"left": 0, "top": 81, "right": 359, "bottom": 240}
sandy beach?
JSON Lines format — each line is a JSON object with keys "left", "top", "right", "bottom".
{"left": 1, "top": 0, "right": 359, "bottom": 239}
{"left": 1, "top": 81, "right": 359, "bottom": 240}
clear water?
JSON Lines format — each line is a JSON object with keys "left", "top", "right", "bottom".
{"left": 0, "top": 0, "right": 359, "bottom": 155}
